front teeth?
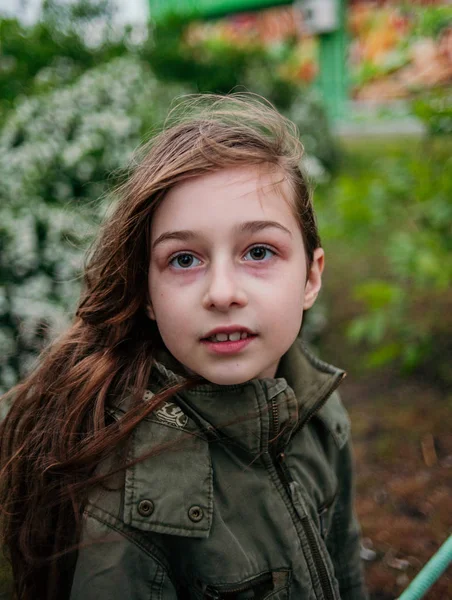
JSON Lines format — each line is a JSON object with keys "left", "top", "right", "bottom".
{"left": 209, "top": 331, "right": 251, "bottom": 342}
{"left": 216, "top": 333, "right": 229, "bottom": 342}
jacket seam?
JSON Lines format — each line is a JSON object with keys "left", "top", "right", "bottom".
{"left": 150, "top": 562, "right": 165, "bottom": 600}
{"left": 128, "top": 520, "right": 211, "bottom": 533}
{"left": 207, "top": 567, "right": 289, "bottom": 587}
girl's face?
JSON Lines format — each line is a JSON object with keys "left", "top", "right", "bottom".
{"left": 148, "top": 166, "right": 324, "bottom": 385}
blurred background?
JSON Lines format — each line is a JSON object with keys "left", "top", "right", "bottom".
{"left": 0, "top": 0, "right": 451, "bottom": 598}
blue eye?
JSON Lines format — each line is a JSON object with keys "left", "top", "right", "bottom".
{"left": 169, "top": 253, "right": 202, "bottom": 269}
{"left": 243, "top": 246, "right": 275, "bottom": 262}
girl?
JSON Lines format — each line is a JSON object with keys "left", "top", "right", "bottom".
{"left": 0, "top": 94, "right": 367, "bottom": 600}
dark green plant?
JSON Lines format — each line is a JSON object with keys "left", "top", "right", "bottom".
{"left": 316, "top": 136, "right": 452, "bottom": 383}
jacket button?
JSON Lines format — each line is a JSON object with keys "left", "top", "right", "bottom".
{"left": 188, "top": 505, "right": 204, "bottom": 522}
{"left": 137, "top": 499, "right": 154, "bottom": 517}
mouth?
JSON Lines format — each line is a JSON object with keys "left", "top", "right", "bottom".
{"left": 200, "top": 329, "right": 257, "bottom": 355}
{"left": 201, "top": 327, "right": 257, "bottom": 343}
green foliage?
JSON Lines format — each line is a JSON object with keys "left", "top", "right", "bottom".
{"left": 316, "top": 136, "right": 452, "bottom": 381}
{"left": 412, "top": 88, "right": 452, "bottom": 136}
{"left": 411, "top": 4, "right": 452, "bottom": 38}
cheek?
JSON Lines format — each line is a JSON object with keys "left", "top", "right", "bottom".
{"left": 153, "top": 294, "right": 184, "bottom": 324}
{"left": 271, "top": 263, "right": 306, "bottom": 302}
{"left": 148, "top": 267, "right": 173, "bottom": 310}
{"left": 149, "top": 279, "right": 193, "bottom": 334}
{"left": 268, "top": 271, "right": 306, "bottom": 324}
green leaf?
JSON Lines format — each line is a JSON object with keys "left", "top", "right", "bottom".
{"left": 353, "top": 281, "right": 402, "bottom": 311}
{"left": 365, "top": 342, "right": 402, "bottom": 368}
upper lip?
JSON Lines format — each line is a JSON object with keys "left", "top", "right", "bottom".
{"left": 202, "top": 325, "right": 256, "bottom": 339}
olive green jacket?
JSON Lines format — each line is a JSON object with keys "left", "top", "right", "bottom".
{"left": 70, "top": 340, "right": 368, "bottom": 600}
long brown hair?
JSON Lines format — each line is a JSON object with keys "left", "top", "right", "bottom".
{"left": 0, "top": 93, "right": 320, "bottom": 599}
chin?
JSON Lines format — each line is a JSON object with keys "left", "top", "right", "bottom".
{"left": 201, "top": 368, "right": 257, "bottom": 386}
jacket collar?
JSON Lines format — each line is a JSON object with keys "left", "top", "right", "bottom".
{"left": 106, "top": 340, "right": 348, "bottom": 539}
{"left": 150, "top": 338, "right": 348, "bottom": 454}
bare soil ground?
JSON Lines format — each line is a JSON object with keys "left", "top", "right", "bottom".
{"left": 339, "top": 368, "right": 452, "bottom": 600}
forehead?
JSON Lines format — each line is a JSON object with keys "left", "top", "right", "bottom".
{"left": 151, "top": 166, "right": 297, "bottom": 235}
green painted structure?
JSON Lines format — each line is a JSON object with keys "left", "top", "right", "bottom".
{"left": 149, "top": 0, "right": 294, "bottom": 20}
{"left": 314, "top": 0, "right": 348, "bottom": 121}
{"left": 148, "top": 0, "right": 348, "bottom": 121}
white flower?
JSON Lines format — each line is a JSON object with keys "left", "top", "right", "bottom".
{"left": 0, "top": 56, "right": 188, "bottom": 390}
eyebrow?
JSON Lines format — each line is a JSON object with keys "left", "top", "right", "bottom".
{"left": 152, "top": 220, "right": 292, "bottom": 250}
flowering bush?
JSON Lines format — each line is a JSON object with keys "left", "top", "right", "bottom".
{"left": 0, "top": 56, "right": 186, "bottom": 391}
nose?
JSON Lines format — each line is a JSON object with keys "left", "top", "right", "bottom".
{"left": 202, "top": 260, "right": 248, "bottom": 312}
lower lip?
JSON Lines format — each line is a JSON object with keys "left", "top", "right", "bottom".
{"left": 201, "top": 335, "right": 257, "bottom": 355}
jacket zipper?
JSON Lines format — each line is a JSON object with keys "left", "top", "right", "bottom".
{"left": 269, "top": 396, "right": 279, "bottom": 442}
{"left": 268, "top": 375, "right": 345, "bottom": 600}
{"left": 272, "top": 452, "right": 335, "bottom": 600}
{"left": 289, "top": 478, "right": 335, "bottom": 600}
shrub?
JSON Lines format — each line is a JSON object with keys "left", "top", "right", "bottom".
{"left": 0, "top": 56, "right": 186, "bottom": 391}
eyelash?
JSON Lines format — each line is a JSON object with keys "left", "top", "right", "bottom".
{"left": 168, "top": 244, "right": 277, "bottom": 270}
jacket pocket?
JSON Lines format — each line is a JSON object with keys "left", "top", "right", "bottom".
{"left": 193, "top": 569, "right": 291, "bottom": 599}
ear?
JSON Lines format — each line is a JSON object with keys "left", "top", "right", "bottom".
{"left": 145, "top": 302, "right": 156, "bottom": 321}
{"left": 303, "top": 247, "right": 324, "bottom": 310}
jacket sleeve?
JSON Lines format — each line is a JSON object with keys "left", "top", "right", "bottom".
{"left": 69, "top": 509, "right": 178, "bottom": 600}
{"left": 327, "top": 440, "right": 369, "bottom": 600}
